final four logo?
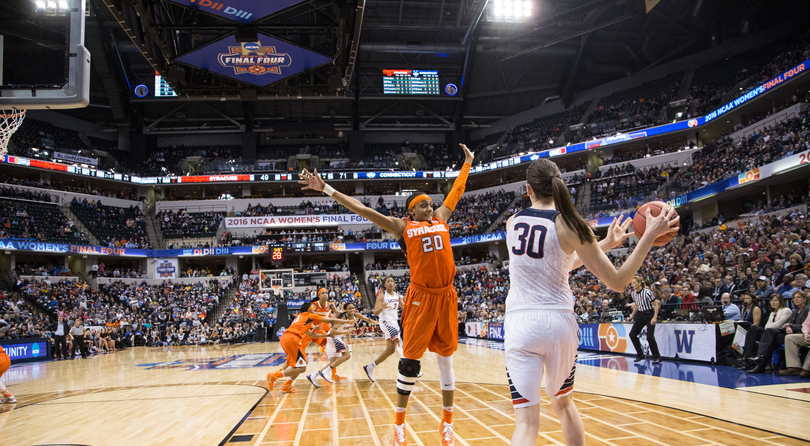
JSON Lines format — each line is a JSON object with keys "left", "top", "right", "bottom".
{"left": 218, "top": 42, "right": 292, "bottom": 75}
{"left": 156, "top": 261, "right": 176, "bottom": 278}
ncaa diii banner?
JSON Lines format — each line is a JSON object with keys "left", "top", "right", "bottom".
{"left": 169, "top": 0, "right": 308, "bottom": 24}
{"left": 176, "top": 33, "right": 333, "bottom": 87}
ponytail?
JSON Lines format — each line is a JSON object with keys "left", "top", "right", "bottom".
{"left": 527, "top": 159, "right": 594, "bottom": 244}
{"left": 550, "top": 176, "right": 594, "bottom": 244}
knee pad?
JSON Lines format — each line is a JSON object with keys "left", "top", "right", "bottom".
{"left": 437, "top": 355, "right": 455, "bottom": 391}
{"left": 397, "top": 358, "right": 421, "bottom": 395}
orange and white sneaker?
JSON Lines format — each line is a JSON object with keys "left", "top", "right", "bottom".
{"left": 280, "top": 381, "right": 299, "bottom": 393}
{"left": 439, "top": 422, "right": 455, "bottom": 446}
{"left": 267, "top": 373, "right": 279, "bottom": 391}
{"left": 319, "top": 345, "right": 326, "bottom": 354}
{"left": 392, "top": 423, "right": 407, "bottom": 446}
{"left": 332, "top": 371, "right": 347, "bottom": 381}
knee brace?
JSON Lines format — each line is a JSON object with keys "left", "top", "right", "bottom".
{"left": 397, "top": 358, "right": 421, "bottom": 395}
{"left": 437, "top": 354, "right": 455, "bottom": 391}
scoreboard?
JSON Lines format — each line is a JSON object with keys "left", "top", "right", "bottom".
{"left": 383, "top": 70, "right": 440, "bottom": 95}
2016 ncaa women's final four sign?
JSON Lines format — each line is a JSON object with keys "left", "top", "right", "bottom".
{"left": 176, "top": 33, "right": 333, "bottom": 86}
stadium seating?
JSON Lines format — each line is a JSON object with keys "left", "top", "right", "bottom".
{"left": 157, "top": 209, "right": 224, "bottom": 239}
{"left": 0, "top": 198, "right": 89, "bottom": 244}
{"left": 69, "top": 199, "right": 151, "bottom": 248}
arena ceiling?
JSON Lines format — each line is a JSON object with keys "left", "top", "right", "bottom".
{"left": 1, "top": 0, "right": 802, "bottom": 134}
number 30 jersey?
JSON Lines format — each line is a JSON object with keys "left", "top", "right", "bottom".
{"left": 506, "top": 208, "right": 574, "bottom": 313}
{"left": 398, "top": 218, "right": 455, "bottom": 289}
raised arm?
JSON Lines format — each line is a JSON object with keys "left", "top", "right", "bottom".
{"left": 569, "top": 216, "right": 634, "bottom": 271}
{"left": 434, "top": 144, "right": 475, "bottom": 222}
{"left": 571, "top": 205, "right": 679, "bottom": 292}
{"left": 299, "top": 168, "right": 406, "bottom": 236}
{"left": 352, "top": 309, "right": 378, "bottom": 325}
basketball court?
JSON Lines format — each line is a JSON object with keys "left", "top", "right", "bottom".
{"left": 1, "top": 338, "right": 807, "bottom": 446}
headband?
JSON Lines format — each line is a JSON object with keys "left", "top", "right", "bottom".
{"left": 318, "top": 288, "right": 328, "bottom": 296}
{"left": 408, "top": 194, "right": 431, "bottom": 209}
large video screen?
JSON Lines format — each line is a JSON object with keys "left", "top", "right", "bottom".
{"left": 383, "top": 69, "right": 440, "bottom": 95}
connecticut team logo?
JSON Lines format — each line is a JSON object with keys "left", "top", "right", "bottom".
{"left": 598, "top": 324, "right": 627, "bottom": 352}
{"left": 687, "top": 119, "right": 699, "bottom": 128}
{"left": 218, "top": 41, "right": 292, "bottom": 75}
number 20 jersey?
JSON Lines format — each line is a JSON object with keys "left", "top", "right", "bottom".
{"left": 398, "top": 218, "right": 455, "bottom": 289}
{"left": 506, "top": 208, "right": 574, "bottom": 313}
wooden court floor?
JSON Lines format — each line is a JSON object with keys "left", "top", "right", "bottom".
{"left": 0, "top": 338, "right": 808, "bottom": 446}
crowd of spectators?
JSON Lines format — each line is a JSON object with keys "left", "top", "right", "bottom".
{"left": 449, "top": 190, "right": 515, "bottom": 238}
{"left": 3, "top": 277, "right": 234, "bottom": 354}
{"left": 70, "top": 198, "right": 151, "bottom": 249}
{"left": 664, "top": 113, "right": 809, "bottom": 200}
{"left": 157, "top": 209, "right": 224, "bottom": 239}
{"left": 0, "top": 199, "right": 89, "bottom": 245}
{"left": 588, "top": 165, "right": 672, "bottom": 217}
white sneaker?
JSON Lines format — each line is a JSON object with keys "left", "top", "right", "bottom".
{"left": 439, "top": 422, "right": 454, "bottom": 446}
{"left": 417, "top": 371, "right": 423, "bottom": 378}
{"left": 1, "top": 396, "right": 17, "bottom": 404}
{"left": 306, "top": 374, "right": 320, "bottom": 388}
{"left": 318, "top": 370, "right": 334, "bottom": 383}
{"left": 363, "top": 364, "right": 376, "bottom": 382}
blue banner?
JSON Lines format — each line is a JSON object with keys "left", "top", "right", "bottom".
{"left": 703, "top": 59, "right": 808, "bottom": 123}
{"left": 0, "top": 240, "right": 150, "bottom": 257}
{"left": 1, "top": 339, "right": 50, "bottom": 364}
{"left": 577, "top": 324, "right": 600, "bottom": 350}
{"left": 488, "top": 322, "right": 504, "bottom": 341}
{"left": 168, "top": 0, "right": 308, "bottom": 24}
{"left": 176, "top": 33, "right": 333, "bottom": 87}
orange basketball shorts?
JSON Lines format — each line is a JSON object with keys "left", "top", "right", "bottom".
{"left": 0, "top": 352, "right": 9, "bottom": 378}
{"left": 401, "top": 282, "right": 459, "bottom": 360}
{"left": 311, "top": 330, "right": 328, "bottom": 347}
{"left": 280, "top": 333, "right": 308, "bottom": 368}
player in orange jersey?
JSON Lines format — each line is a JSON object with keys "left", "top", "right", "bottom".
{"left": 0, "top": 345, "right": 15, "bottom": 404}
{"left": 299, "top": 143, "right": 474, "bottom": 446}
{"left": 309, "top": 288, "right": 344, "bottom": 377}
{"left": 267, "top": 302, "right": 352, "bottom": 393}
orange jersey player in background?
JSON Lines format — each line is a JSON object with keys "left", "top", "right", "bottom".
{"left": 299, "top": 143, "right": 474, "bottom": 446}
{"left": 0, "top": 345, "right": 15, "bottom": 404}
{"left": 266, "top": 302, "right": 352, "bottom": 394}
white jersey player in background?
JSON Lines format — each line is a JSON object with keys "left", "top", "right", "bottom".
{"left": 504, "top": 159, "right": 678, "bottom": 446}
{"left": 363, "top": 277, "right": 404, "bottom": 381}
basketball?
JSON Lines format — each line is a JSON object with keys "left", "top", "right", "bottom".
{"left": 633, "top": 201, "right": 679, "bottom": 246}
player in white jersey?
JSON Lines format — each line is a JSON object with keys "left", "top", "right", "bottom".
{"left": 505, "top": 159, "right": 678, "bottom": 446}
{"left": 363, "top": 276, "right": 405, "bottom": 381}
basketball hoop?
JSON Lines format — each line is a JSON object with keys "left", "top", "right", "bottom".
{"left": 0, "top": 109, "right": 26, "bottom": 156}
{"left": 272, "top": 284, "right": 282, "bottom": 296}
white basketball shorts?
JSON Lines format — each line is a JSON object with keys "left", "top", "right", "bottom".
{"left": 380, "top": 320, "right": 402, "bottom": 342}
{"left": 504, "top": 310, "right": 578, "bottom": 408}
{"left": 325, "top": 336, "right": 351, "bottom": 359}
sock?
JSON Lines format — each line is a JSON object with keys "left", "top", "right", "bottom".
{"left": 395, "top": 407, "right": 407, "bottom": 425}
{"left": 442, "top": 406, "right": 453, "bottom": 424}
{"left": 370, "top": 360, "right": 377, "bottom": 367}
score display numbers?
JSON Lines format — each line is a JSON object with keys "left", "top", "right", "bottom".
{"left": 154, "top": 71, "right": 178, "bottom": 97}
{"left": 272, "top": 247, "right": 284, "bottom": 261}
{"left": 383, "top": 70, "right": 440, "bottom": 95}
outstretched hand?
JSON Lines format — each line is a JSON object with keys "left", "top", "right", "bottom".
{"left": 605, "top": 216, "right": 634, "bottom": 248}
{"left": 646, "top": 204, "right": 680, "bottom": 240}
{"left": 460, "top": 143, "right": 474, "bottom": 164}
{"left": 298, "top": 168, "right": 325, "bottom": 192}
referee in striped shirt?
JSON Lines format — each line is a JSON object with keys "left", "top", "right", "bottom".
{"left": 628, "top": 276, "right": 662, "bottom": 364}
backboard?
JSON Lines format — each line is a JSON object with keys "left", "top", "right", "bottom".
{"left": 0, "top": 0, "right": 90, "bottom": 110}
{"left": 259, "top": 269, "right": 294, "bottom": 292}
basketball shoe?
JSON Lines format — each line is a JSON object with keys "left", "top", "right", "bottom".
{"left": 267, "top": 372, "right": 279, "bottom": 391}
{"left": 280, "top": 380, "right": 299, "bottom": 393}
{"left": 392, "top": 423, "right": 407, "bottom": 446}
{"left": 439, "top": 422, "right": 455, "bottom": 446}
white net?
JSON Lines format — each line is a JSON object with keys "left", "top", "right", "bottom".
{"left": 0, "top": 110, "right": 26, "bottom": 156}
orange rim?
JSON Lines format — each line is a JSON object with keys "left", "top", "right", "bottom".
{"left": 0, "top": 110, "right": 26, "bottom": 118}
